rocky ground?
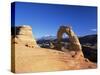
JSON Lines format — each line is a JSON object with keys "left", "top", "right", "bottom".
{"left": 11, "top": 43, "right": 97, "bottom": 73}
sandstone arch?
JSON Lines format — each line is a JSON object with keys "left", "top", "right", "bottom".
{"left": 57, "top": 26, "right": 84, "bottom": 58}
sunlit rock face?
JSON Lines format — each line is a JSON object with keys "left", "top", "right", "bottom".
{"left": 55, "top": 26, "right": 84, "bottom": 59}
{"left": 11, "top": 25, "right": 39, "bottom": 48}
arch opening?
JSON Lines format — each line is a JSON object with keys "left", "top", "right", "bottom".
{"left": 61, "top": 33, "right": 70, "bottom": 50}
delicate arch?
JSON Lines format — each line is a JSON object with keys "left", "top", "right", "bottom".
{"left": 57, "top": 26, "right": 82, "bottom": 51}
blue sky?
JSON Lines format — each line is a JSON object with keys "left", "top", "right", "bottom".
{"left": 14, "top": 2, "right": 97, "bottom": 39}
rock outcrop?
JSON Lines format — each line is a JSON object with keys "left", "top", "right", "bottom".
{"left": 11, "top": 25, "right": 39, "bottom": 48}
{"left": 57, "top": 26, "right": 81, "bottom": 51}
{"left": 51, "top": 26, "right": 84, "bottom": 59}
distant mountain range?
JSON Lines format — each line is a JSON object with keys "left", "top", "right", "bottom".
{"left": 79, "top": 34, "right": 97, "bottom": 46}
{"left": 38, "top": 35, "right": 56, "bottom": 40}
{"left": 37, "top": 34, "right": 97, "bottom": 46}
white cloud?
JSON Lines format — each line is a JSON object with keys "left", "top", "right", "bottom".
{"left": 90, "top": 28, "right": 97, "bottom": 32}
{"left": 44, "top": 34, "right": 51, "bottom": 37}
